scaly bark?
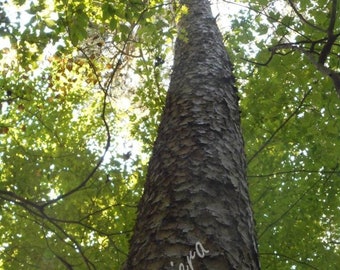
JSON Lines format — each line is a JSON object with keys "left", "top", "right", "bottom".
{"left": 124, "top": 0, "right": 260, "bottom": 269}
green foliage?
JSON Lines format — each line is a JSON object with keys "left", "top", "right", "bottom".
{"left": 0, "top": 0, "right": 175, "bottom": 269}
{"left": 0, "top": 0, "right": 339, "bottom": 269}
{"left": 227, "top": 0, "right": 340, "bottom": 268}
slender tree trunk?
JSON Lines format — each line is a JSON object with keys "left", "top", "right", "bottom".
{"left": 124, "top": 0, "right": 260, "bottom": 269}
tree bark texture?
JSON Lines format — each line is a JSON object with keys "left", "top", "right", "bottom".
{"left": 124, "top": 0, "right": 260, "bottom": 269}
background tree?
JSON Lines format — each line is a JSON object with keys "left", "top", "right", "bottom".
{"left": 124, "top": 0, "right": 259, "bottom": 268}
{"left": 0, "top": 0, "right": 339, "bottom": 269}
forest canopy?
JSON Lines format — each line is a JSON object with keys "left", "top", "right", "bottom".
{"left": 0, "top": 0, "right": 339, "bottom": 269}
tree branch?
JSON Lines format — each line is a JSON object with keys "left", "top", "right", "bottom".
{"left": 271, "top": 41, "right": 340, "bottom": 96}
{"left": 0, "top": 190, "right": 45, "bottom": 213}
{"left": 222, "top": 0, "right": 312, "bottom": 40}
{"left": 41, "top": 8, "right": 147, "bottom": 207}
{"left": 260, "top": 252, "right": 319, "bottom": 269}
{"left": 248, "top": 169, "right": 340, "bottom": 178}
{"left": 318, "top": 0, "right": 338, "bottom": 64}
{"left": 258, "top": 164, "right": 339, "bottom": 239}
{"left": 286, "top": 0, "right": 326, "bottom": 32}
{"left": 247, "top": 88, "right": 312, "bottom": 164}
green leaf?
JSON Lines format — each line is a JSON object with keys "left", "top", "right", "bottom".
{"left": 102, "top": 2, "right": 115, "bottom": 21}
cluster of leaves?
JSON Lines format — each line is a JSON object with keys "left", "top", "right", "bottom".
{"left": 225, "top": 0, "right": 340, "bottom": 268}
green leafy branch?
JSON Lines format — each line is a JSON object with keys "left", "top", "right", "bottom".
{"left": 0, "top": 190, "right": 96, "bottom": 269}
{"left": 270, "top": 41, "right": 340, "bottom": 96}
{"left": 228, "top": 0, "right": 340, "bottom": 96}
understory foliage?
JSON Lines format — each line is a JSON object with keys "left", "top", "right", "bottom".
{"left": 0, "top": 0, "right": 339, "bottom": 269}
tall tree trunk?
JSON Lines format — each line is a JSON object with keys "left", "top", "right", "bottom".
{"left": 124, "top": 0, "right": 260, "bottom": 269}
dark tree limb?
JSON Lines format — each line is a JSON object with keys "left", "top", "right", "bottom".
{"left": 269, "top": 41, "right": 340, "bottom": 96}
{"left": 318, "top": 0, "right": 338, "bottom": 64}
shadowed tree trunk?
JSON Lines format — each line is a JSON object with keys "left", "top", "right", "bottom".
{"left": 124, "top": 0, "right": 260, "bottom": 269}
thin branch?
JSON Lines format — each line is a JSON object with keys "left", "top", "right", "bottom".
{"left": 42, "top": 6, "right": 153, "bottom": 208}
{"left": 271, "top": 41, "right": 340, "bottom": 96}
{"left": 0, "top": 190, "right": 95, "bottom": 269}
{"left": 260, "top": 252, "right": 319, "bottom": 269}
{"left": 286, "top": 0, "right": 326, "bottom": 32}
{"left": 241, "top": 37, "right": 329, "bottom": 66}
{"left": 222, "top": 0, "right": 312, "bottom": 41}
{"left": 0, "top": 191, "right": 96, "bottom": 269}
{"left": 44, "top": 234, "right": 74, "bottom": 270}
{"left": 55, "top": 254, "right": 74, "bottom": 270}
{"left": 241, "top": 51, "right": 274, "bottom": 66}
{"left": 258, "top": 164, "right": 339, "bottom": 239}
{"left": 41, "top": 213, "right": 97, "bottom": 270}
{"left": 247, "top": 88, "right": 312, "bottom": 164}
{"left": 43, "top": 93, "right": 111, "bottom": 206}
{"left": 248, "top": 169, "right": 340, "bottom": 178}
{"left": 223, "top": 0, "right": 339, "bottom": 95}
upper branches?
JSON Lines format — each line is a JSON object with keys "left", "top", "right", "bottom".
{"left": 243, "top": 0, "right": 340, "bottom": 96}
